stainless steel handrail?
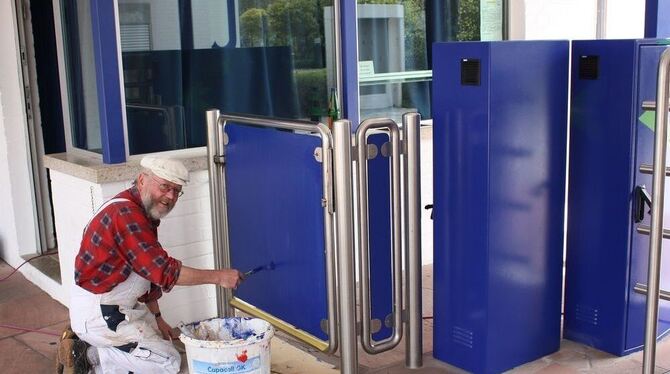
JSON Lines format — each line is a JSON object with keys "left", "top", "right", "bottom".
{"left": 403, "top": 112, "right": 423, "bottom": 368}
{"left": 206, "top": 109, "right": 234, "bottom": 317}
{"left": 642, "top": 46, "right": 670, "bottom": 374}
{"left": 639, "top": 163, "right": 670, "bottom": 176}
{"left": 333, "top": 119, "right": 359, "bottom": 374}
{"left": 634, "top": 283, "right": 670, "bottom": 302}
{"left": 641, "top": 100, "right": 670, "bottom": 111}
{"left": 636, "top": 225, "right": 670, "bottom": 239}
{"left": 208, "top": 112, "right": 339, "bottom": 353}
{"left": 355, "top": 118, "right": 403, "bottom": 354}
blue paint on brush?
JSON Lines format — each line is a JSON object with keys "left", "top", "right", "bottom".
{"left": 243, "top": 261, "right": 276, "bottom": 277}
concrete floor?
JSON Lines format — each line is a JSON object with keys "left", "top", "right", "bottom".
{"left": 1, "top": 259, "right": 669, "bottom": 373}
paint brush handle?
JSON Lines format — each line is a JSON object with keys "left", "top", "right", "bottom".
{"left": 243, "top": 265, "right": 265, "bottom": 277}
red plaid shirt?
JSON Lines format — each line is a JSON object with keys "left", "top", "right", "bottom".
{"left": 74, "top": 187, "right": 182, "bottom": 302}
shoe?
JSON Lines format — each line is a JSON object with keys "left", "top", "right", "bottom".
{"left": 57, "top": 338, "right": 91, "bottom": 374}
{"left": 60, "top": 324, "right": 78, "bottom": 340}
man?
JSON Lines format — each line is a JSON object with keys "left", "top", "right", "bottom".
{"left": 58, "top": 156, "right": 243, "bottom": 373}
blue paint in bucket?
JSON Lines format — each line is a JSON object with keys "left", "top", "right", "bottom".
{"left": 179, "top": 317, "right": 274, "bottom": 374}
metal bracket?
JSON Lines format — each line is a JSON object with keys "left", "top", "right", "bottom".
{"left": 352, "top": 144, "right": 380, "bottom": 161}
{"left": 353, "top": 319, "right": 382, "bottom": 335}
{"left": 314, "top": 147, "right": 323, "bottom": 163}
{"left": 213, "top": 155, "right": 225, "bottom": 165}
{"left": 380, "top": 141, "right": 405, "bottom": 158}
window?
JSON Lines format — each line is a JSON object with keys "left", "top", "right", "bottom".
{"left": 117, "top": 0, "right": 336, "bottom": 155}
{"left": 60, "top": 0, "right": 102, "bottom": 153}
{"left": 356, "top": 0, "right": 504, "bottom": 122}
{"left": 58, "top": 0, "right": 506, "bottom": 160}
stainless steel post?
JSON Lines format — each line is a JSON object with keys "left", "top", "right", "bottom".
{"left": 642, "top": 47, "right": 670, "bottom": 374}
{"left": 206, "top": 109, "right": 234, "bottom": 317}
{"left": 333, "top": 119, "right": 358, "bottom": 374}
{"left": 403, "top": 112, "right": 423, "bottom": 368}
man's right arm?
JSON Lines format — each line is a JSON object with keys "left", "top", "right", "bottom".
{"left": 176, "top": 266, "right": 243, "bottom": 289}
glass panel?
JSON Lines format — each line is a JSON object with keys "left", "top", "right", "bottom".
{"left": 118, "top": 0, "right": 335, "bottom": 155}
{"left": 357, "top": 0, "right": 504, "bottom": 122}
{"left": 60, "top": 0, "right": 102, "bottom": 153}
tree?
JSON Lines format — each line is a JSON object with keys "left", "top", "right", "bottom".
{"left": 403, "top": 0, "right": 427, "bottom": 70}
{"left": 266, "top": 0, "right": 322, "bottom": 68}
{"left": 240, "top": 8, "right": 268, "bottom": 47}
{"left": 457, "top": 0, "right": 480, "bottom": 41}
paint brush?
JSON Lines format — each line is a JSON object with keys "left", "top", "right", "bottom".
{"left": 243, "top": 261, "right": 275, "bottom": 277}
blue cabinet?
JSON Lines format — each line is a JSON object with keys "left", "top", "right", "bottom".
{"left": 432, "top": 41, "right": 569, "bottom": 373}
{"left": 564, "top": 39, "right": 670, "bottom": 356}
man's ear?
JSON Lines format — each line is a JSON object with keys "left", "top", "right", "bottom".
{"left": 137, "top": 173, "right": 147, "bottom": 190}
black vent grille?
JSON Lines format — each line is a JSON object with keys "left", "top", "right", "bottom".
{"left": 461, "top": 58, "right": 481, "bottom": 86}
{"left": 579, "top": 55, "right": 599, "bottom": 80}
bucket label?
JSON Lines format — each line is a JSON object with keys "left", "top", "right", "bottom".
{"left": 192, "top": 357, "right": 261, "bottom": 373}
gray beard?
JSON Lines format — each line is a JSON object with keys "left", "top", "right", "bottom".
{"left": 141, "top": 192, "right": 172, "bottom": 220}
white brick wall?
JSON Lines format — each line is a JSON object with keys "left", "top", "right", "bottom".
{"left": 50, "top": 169, "right": 217, "bottom": 325}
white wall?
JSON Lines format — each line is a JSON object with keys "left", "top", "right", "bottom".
{"left": 606, "top": 0, "right": 645, "bottom": 39}
{"left": 0, "top": 0, "right": 62, "bottom": 299}
{"left": 509, "top": 0, "right": 645, "bottom": 40}
{"left": 49, "top": 169, "right": 217, "bottom": 324}
{"left": 509, "top": 0, "right": 598, "bottom": 40}
{"left": 0, "top": 1, "right": 40, "bottom": 264}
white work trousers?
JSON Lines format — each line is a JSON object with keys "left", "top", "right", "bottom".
{"left": 70, "top": 272, "right": 181, "bottom": 374}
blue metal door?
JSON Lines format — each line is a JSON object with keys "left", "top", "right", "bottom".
{"left": 225, "top": 123, "right": 329, "bottom": 343}
{"left": 626, "top": 43, "right": 670, "bottom": 350}
{"left": 222, "top": 120, "right": 395, "bottom": 350}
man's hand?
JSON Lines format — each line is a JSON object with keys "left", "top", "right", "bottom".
{"left": 156, "top": 316, "right": 179, "bottom": 340}
{"left": 217, "top": 269, "right": 243, "bottom": 289}
{"left": 177, "top": 266, "right": 244, "bottom": 288}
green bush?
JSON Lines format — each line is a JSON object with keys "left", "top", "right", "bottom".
{"left": 294, "top": 68, "right": 327, "bottom": 119}
{"left": 240, "top": 8, "right": 268, "bottom": 47}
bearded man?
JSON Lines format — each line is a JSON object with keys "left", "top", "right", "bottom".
{"left": 58, "top": 156, "right": 243, "bottom": 373}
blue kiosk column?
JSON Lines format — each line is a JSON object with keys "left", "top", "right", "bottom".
{"left": 564, "top": 39, "right": 670, "bottom": 356}
{"left": 431, "top": 41, "right": 569, "bottom": 373}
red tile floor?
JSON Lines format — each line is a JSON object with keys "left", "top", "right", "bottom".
{"left": 1, "top": 260, "right": 669, "bottom": 373}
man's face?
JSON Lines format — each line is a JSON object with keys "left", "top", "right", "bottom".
{"left": 138, "top": 172, "right": 182, "bottom": 220}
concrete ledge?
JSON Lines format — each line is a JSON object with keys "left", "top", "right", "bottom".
{"left": 43, "top": 152, "right": 208, "bottom": 184}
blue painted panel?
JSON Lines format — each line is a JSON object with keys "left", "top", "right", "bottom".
{"left": 224, "top": 123, "right": 328, "bottom": 341}
{"left": 564, "top": 40, "right": 670, "bottom": 356}
{"left": 626, "top": 43, "right": 670, "bottom": 350}
{"left": 645, "top": 0, "right": 670, "bottom": 38}
{"left": 487, "top": 41, "right": 567, "bottom": 367}
{"left": 433, "top": 42, "right": 492, "bottom": 373}
{"left": 341, "top": 1, "right": 360, "bottom": 127}
{"left": 367, "top": 132, "right": 392, "bottom": 340}
{"left": 564, "top": 39, "right": 638, "bottom": 355}
{"left": 432, "top": 41, "right": 568, "bottom": 373}
{"left": 90, "top": 0, "right": 125, "bottom": 164}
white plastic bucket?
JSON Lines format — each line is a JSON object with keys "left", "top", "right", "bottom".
{"left": 179, "top": 317, "right": 274, "bottom": 374}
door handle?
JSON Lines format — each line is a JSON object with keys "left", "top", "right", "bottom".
{"left": 634, "top": 185, "right": 652, "bottom": 223}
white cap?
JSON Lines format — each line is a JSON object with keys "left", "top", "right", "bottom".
{"left": 140, "top": 156, "right": 190, "bottom": 185}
